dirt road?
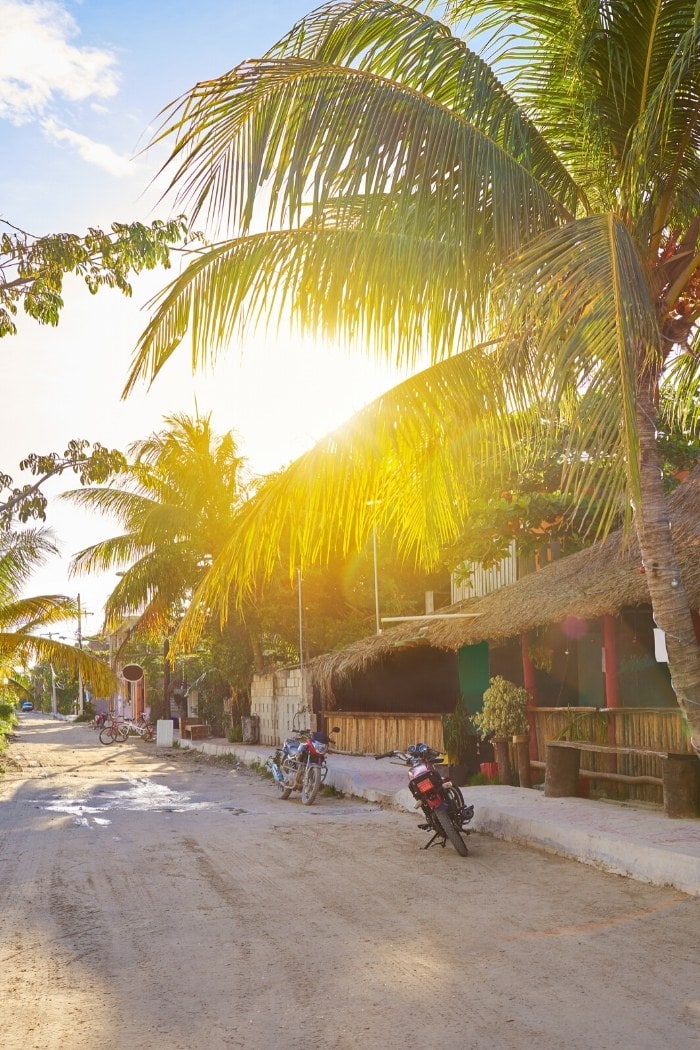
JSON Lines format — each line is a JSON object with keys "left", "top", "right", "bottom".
{"left": 1, "top": 714, "right": 698, "bottom": 1050}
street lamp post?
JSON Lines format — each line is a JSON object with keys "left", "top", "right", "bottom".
{"left": 371, "top": 525, "right": 381, "bottom": 635}
{"left": 366, "top": 500, "right": 382, "bottom": 635}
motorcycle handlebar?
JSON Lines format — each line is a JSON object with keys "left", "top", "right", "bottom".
{"left": 374, "top": 750, "right": 397, "bottom": 760}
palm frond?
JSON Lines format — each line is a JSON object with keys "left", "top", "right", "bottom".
{"left": 449, "top": 0, "right": 700, "bottom": 210}
{"left": 0, "top": 634, "right": 114, "bottom": 694}
{"left": 0, "top": 528, "right": 58, "bottom": 600}
{"left": 156, "top": 4, "right": 577, "bottom": 236}
{"left": 661, "top": 346, "right": 700, "bottom": 432}
{"left": 494, "top": 213, "right": 661, "bottom": 517}
{"left": 61, "top": 486, "right": 160, "bottom": 522}
{"left": 267, "top": 0, "right": 580, "bottom": 205}
{"left": 169, "top": 344, "right": 539, "bottom": 652}
{"left": 69, "top": 533, "right": 153, "bottom": 577}
{"left": 622, "top": 11, "right": 700, "bottom": 234}
{"left": 131, "top": 2, "right": 588, "bottom": 390}
{"left": 0, "top": 594, "right": 77, "bottom": 632}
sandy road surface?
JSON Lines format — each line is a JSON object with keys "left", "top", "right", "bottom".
{"left": 1, "top": 714, "right": 699, "bottom": 1050}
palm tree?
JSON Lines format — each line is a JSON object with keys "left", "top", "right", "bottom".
{"left": 65, "top": 412, "right": 254, "bottom": 657}
{"left": 126, "top": 1, "right": 700, "bottom": 745}
{"left": 0, "top": 528, "right": 113, "bottom": 697}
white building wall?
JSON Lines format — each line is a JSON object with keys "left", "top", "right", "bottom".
{"left": 251, "top": 667, "right": 314, "bottom": 746}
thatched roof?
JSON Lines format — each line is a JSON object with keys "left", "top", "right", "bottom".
{"left": 312, "top": 465, "right": 700, "bottom": 694}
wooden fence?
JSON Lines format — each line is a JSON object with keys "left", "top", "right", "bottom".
{"left": 330, "top": 706, "right": 691, "bottom": 803}
{"left": 532, "top": 707, "right": 692, "bottom": 803}
{"left": 331, "top": 712, "right": 444, "bottom": 756}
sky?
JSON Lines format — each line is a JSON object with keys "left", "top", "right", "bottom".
{"left": 0, "top": 0, "right": 411, "bottom": 638}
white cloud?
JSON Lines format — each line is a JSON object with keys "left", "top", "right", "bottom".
{"left": 0, "top": 0, "right": 118, "bottom": 124}
{"left": 41, "top": 117, "right": 141, "bottom": 177}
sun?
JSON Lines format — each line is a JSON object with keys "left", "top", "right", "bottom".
{"left": 199, "top": 331, "right": 413, "bottom": 476}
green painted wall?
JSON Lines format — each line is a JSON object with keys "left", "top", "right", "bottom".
{"left": 457, "top": 642, "right": 490, "bottom": 714}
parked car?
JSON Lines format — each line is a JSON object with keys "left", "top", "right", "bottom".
{"left": 21, "top": 701, "right": 33, "bottom": 711}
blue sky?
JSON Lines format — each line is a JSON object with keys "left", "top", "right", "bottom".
{"left": 0, "top": 0, "right": 407, "bottom": 626}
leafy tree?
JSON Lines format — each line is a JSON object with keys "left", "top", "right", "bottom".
{"left": 0, "top": 217, "right": 189, "bottom": 337}
{"left": 446, "top": 403, "right": 700, "bottom": 569}
{"left": 0, "top": 440, "right": 127, "bottom": 530}
{"left": 251, "top": 547, "right": 449, "bottom": 658}
{"left": 128, "top": 0, "right": 700, "bottom": 747}
{"left": 0, "top": 528, "right": 113, "bottom": 697}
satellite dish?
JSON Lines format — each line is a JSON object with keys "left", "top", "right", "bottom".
{"left": 121, "top": 663, "right": 144, "bottom": 683}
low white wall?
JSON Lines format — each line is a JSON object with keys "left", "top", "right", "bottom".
{"left": 251, "top": 667, "right": 314, "bottom": 745}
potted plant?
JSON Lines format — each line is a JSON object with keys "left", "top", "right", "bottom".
{"left": 472, "top": 676, "right": 531, "bottom": 786}
{"left": 441, "top": 702, "right": 477, "bottom": 785}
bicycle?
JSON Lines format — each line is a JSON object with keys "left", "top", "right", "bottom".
{"left": 98, "top": 718, "right": 130, "bottom": 745}
{"left": 123, "top": 714, "right": 156, "bottom": 742}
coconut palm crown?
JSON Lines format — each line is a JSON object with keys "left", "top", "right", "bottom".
{"left": 126, "top": 0, "right": 700, "bottom": 745}
{"left": 65, "top": 413, "right": 248, "bottom": 643}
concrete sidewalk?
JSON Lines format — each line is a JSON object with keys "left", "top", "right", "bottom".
{"left": 176, "top": 736, "right": 700, "bottom": 897}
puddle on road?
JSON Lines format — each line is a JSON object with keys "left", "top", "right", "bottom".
{"left": 32, "top": 775, "right": 230, "bottom": 828}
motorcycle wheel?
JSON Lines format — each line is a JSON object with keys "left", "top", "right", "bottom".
{"left": 276, "top": 762, "right": 293, "bottom": 799}
{"left": 301, "top": 764, "right": 321, "bottom": 805}
{"left": 436, "top": 807, "right": 469, "bottom": 856}
{"left": 445, "top": 784, "right": 465, "bottom": 822}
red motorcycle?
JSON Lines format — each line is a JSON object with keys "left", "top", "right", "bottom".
{"left": 376, "top": 743, "right": 474, "bottom": 855}
{"left": 268, "top": 726, "right": 340, "bottom": 805}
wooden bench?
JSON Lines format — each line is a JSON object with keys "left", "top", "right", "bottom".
{"left": 184, "top": 724, "right": 210, "bottom": 742}
{"left": 544, "top": 741, "right": 700, "bottom": 818}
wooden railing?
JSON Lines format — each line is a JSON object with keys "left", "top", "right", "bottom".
{"left": 532, "top": 707, "right": 692, "bottom": 803}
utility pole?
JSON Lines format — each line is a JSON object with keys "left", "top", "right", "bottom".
{"left": 50, "top": 664, "right": 58, "bottom": 716}
{"left": 163, "top": 637, "right": 171, "bottom": 723}
{"left": 77, "top": 593, "right": 84, "bottom": 716}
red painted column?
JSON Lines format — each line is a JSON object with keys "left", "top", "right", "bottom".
{"left": 521, "top": 633, "right": 539, "bottom": 761}
{"left": 602, "top": 615, "right": 619, "bottom": 709}
{"left": 603, "top": 614, "right": 619, "bottom": 770}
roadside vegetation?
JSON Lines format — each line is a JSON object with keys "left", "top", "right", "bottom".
{"left": 0, "top": 702, "right": 16, "bottom": 760}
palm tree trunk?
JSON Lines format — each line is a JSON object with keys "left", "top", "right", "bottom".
{"left": 635, "top": 381, "right": 700, "bottom": 752}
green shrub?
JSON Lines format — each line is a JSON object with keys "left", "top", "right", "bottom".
{"left": 441, "top": 703, "right": 475, "bottom": 762}
{"left": 473, "top": 676, "right": 530, "bottom": 739}
{"left": 0, "top": 702, "right": 17, "bottom": 754}
{"left": 249, "top": 758, "right": 274, "bottom": 780}
{"left": 467, "top": 771, "right": 491, "bottom": 786}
